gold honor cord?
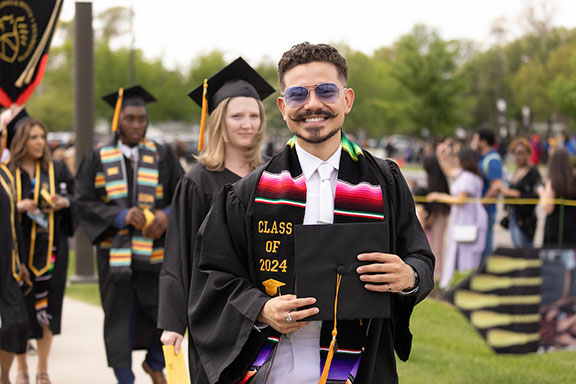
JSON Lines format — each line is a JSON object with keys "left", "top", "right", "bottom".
{"left": 111, "top": 88, "right": 124, "bottom": 133}
{"left": 471, "top": 310, "right": 541, "bottom": 329}
{"left": 485, "top": 255, "right": 542, "bottom": 274}
{"left": 412, "top": 195, "right": 576, "bottom": 207}
{"left": 486, "top": 329, "right": 540, "bottom": 348}
{"left": 198, "top": 79, "right": 208, "bottom": 152}
{"left": 16, "top": 162, "right": 55, "bottom": 276}
{"left": 470, "top": 275, "right": 542, "bottom": 292}
{"left": 454, "top": 290, "right": 540, "bottom": 311}
{"left": 0, "top": 165, "right": 21, "bottom": 281}
{"left": 15, "top": 0, "right": 64, "bottom": 87}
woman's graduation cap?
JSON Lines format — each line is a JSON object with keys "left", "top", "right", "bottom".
{"left": 188, "top": 57, "right": 275, "bottom": 151}
{"left": 101, "top": 85, "right": 156, "bottom": 133}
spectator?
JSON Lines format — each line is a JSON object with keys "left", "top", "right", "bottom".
{"left": 428, "top": 140, "right": 487, "bottom": 288}
{"left": 422, "top": 154, "right": 450, "bottom": 282}
{"left": 499, "top": 138, "right": 541, "bottom": 247}
{"left": 538, "top": 148, "right": 576, "bottom": 247}
{"left": 471, "top": 128, "right": 503, "bottom": 261}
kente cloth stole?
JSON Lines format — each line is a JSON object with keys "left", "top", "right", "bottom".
{"left": 0, "top": 163, "right": 22, "bottom": 282}
{"left": 240, "top": 134, "right": 386, "bottom": 384}
{"left": 15, "top": 161, "right": 55, "bottom": 277}
{"left": 99, "top": 139, "right": 162, "bottom": 274}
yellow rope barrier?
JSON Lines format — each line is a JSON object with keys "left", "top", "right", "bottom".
{"left": 412, "top": 195, "right": 576, "bottom": 207}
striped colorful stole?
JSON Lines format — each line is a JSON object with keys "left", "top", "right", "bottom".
{"left": 241, "top": 133, "right": 385, "bottom": 383}
{"left": 99, "top": 139, "right": 162, "bottom": 275}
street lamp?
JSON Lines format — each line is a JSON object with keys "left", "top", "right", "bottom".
{"left": 497, "top": 98, "right": 507, "bottom": 138}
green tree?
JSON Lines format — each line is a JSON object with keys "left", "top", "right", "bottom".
{"left": 390, "top": 25, "right": 469, "bottom": 137}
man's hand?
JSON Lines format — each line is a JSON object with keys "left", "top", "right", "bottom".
{"left": 142, "top": 209, "right": 168, "bottom": 239}
{"left": 125, "top": 207, "right": 146, "bottom": 229}
{"left": 257, "top": 294, "right": 319, "bottom": 334}
{"left": 17, "top": 198, "right": 37, "bottom": 214}
{"left": 160, "top": 330, "right": 184, "bottom": 355}
{"left": 356, "top": 252, "right": 415, "bottom": 292}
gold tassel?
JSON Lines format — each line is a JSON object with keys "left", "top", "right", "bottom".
{"left": 319, "top": 274, "right": 342, "bottom": 384}
{"left": 111, "top": 88, "right": 124, "bottom": 133}
{"left": 198, "top": 79, "right": 208, "bottom": 151}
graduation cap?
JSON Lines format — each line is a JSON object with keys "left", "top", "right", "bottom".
{"left": 262, "top": 279, "right": 286, "bottom": 296}
{"left": 2, "top": 107, "right": 29, "bottom": 153}
{"left": 101, "top": 85, "right": 156, "bottom": 133}
{"left": 294, "top": 222, "right": 391, "bottom": 383}
{"left": 188, "top": 57, "right": 275, "bottom": 151}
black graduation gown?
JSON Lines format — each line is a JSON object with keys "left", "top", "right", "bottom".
{"left": 17, "top": 160, "right": 75, "bottom": 339}
{"left": 158, "top": 165, "right": 239, "bottom": 354}
{"left": 0, "top": 166, "right": 28, "bottom": 354}
{"left": 188, "top": 151, "right": 435, "bottom": 384}
{"left": 74, "top": 140, "right": 183, "bottom": 368}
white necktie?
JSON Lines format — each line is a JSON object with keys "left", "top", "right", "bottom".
{"left": 317, "top": 162, "right": 334, "bottom": 224}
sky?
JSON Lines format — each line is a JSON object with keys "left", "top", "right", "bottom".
{"left": 62, "top": 0, "right": 576, "bottom": 70}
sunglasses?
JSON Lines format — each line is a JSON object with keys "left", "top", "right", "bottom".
{"left": 282, "top": 83, "right": 344, "bottom": 107}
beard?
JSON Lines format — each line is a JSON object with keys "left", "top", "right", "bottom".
{"left": 289, "top": 109, "right": 341, "bottom": 144}
{"left": 293, "top": 125, "right": 341, "bottom": 144}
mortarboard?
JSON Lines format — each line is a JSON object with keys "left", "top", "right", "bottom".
{"left": 294, "top": 222, "right": 391, "bottom": 383}
{"left": 187, "top": 57, "right": 275, "bottom": 151}
{"left": 2, "top": 107, "right": 29, "bottom": 152}
{"left": 262, "top": 279, "right": 286, "bottom": 296}
{"left": 101, "top": 85, "right": 156, "bottom": 133}
{"left": 101, "top": 85, "right": 156, "bottom": 108}
{"left": 294, "top": 222, "right": 391, "bottom": 321}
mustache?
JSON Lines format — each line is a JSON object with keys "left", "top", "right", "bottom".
{"left": 290, "top": 110, "right": 338, "bottom": 122}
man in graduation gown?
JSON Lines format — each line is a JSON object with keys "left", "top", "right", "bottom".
{"left": 75, "top": 86, "right": 183, "bottom": 384}
{"left": 188, "top": 42, "right": 435, "bottom": 383}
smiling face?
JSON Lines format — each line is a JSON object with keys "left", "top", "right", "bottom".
{"left": 224, "top": 96, "right": 262, "bottom": 150}
{"left": 118, "top": 105, "right": 148, "bottom": 147}
{"left": 277, "top": 61, "right": 354, "bottom": 156}
{"left": 25, "top": 124, "right": 47, "bottom": 161}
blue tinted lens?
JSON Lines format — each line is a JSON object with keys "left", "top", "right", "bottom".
{"left": 285, "top": 86, "right": 309, "bottom": 106}
{"left": 315, "top": 83, "right": 340, "bottom": 102}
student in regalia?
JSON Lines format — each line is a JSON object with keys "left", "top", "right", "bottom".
{"left": 0, "top": 109, "right": 30, "bottom": 384}
{"left": 6, "top": 115, "right": 75, "bottom": 384}
{"left": 187, "top": 42, "right": 434, "bottom": 383}
{"left": 157, "top": 58, "right": 274, "bottom": 382}
{"left": 74, "top": 86, "right": 183, "bottom": 384}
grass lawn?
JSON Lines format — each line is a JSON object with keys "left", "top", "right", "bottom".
{"left": 66, "top": 251, "right": 101, "bottom": 306}
{"left": 398, "top": 298, "right": 576, "bottom": 383}
{"left": 65, "top": 253, "right": 576, "bottom": 383}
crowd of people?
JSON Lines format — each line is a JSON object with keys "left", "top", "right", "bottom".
{"left": 0, "top": 40, "right": 575, "bottom": 384}
{"left": 413, "top": 127, "right": 576, "bottom": 288}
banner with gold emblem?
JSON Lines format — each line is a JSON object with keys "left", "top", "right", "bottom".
{"left": 0, "top": 0, "right": 63, "bottom": 107}
{"left": 447, "top": 247, "right": 576, "bottom": 354}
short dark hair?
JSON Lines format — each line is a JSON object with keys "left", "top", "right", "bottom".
{"left": 476, "top": 127, "right": 496, "bottom": 146}
{"left": 277, "top": 42, "right": 348, "bottom": 91}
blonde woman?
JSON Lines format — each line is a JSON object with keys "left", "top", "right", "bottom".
{"left": 158, "top": 58, "right": 274, "bottom": 383}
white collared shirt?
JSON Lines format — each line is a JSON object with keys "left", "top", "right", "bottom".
{"left": 295, "top": 142, "right": 341, "bottom": 225}
{"left": 259, "top": 142, "right": 342, "bottom": 384}
{"left": 120, "top": 143, "right": 138, "bottom": 167}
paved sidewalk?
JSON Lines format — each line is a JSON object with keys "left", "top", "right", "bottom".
{"left": 9, "top": 298, "right": 186, "bottom": 383}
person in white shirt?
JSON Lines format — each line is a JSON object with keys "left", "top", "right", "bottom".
{"left": 187, "top": 42, "right": 434, "bottom": 384}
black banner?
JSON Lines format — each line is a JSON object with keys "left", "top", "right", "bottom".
{"left": 447, "top": 247, "right": 576, "bottom": 354}
{"left": 0, "top": 0, "right": 63, "bottom": 107}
